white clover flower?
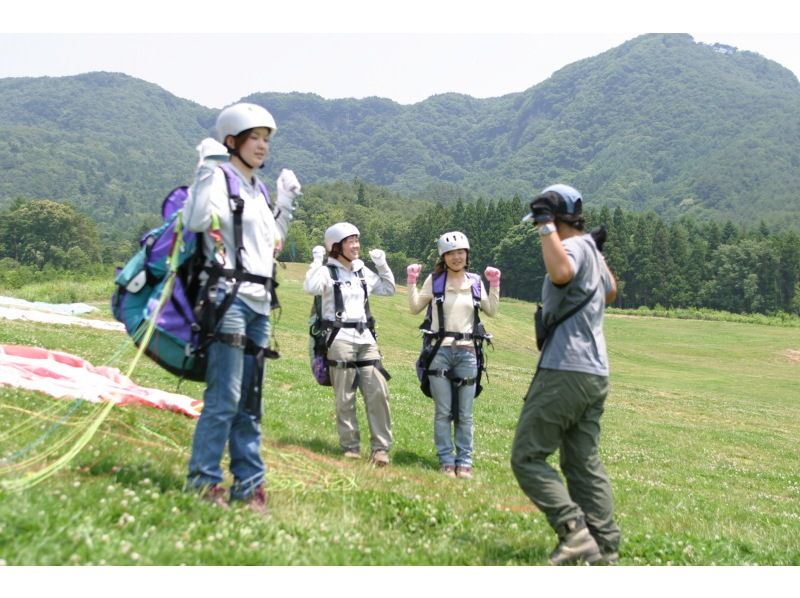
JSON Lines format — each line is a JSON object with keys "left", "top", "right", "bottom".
{"left": 117, "top": 513, "right": 135, "bottom": 527}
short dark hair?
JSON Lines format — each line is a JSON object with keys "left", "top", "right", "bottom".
{"left": 556, "top": 213, "right": 586, "bottom": 230}
{"left": 433, "top": 250, "right": 470, "bottom": 275}
{"left": 225, "top": 128, "right": 255, "bottom": 152}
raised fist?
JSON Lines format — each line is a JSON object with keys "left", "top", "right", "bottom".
{"left": 406, "top": 264, "right": 422, "bottom": 285}
{"left": 484, "top": 266, "right": 501, "bottom": 288}
{"left": 276, "top": 169, "right": 302, "bottom": 200}
{"left": 368, "top": 248, "right": 386, "bottom": 266}
{"left": 312, "top": 245, "right": 326, "bottom": 263}
{"left": 529, "top": 191, "right": 559, "bottom": 224}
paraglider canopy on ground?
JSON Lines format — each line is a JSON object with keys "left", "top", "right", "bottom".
{"left": 0, "top": 344, "right": 200, "bottom": 418}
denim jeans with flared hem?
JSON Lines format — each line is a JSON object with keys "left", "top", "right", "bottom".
{"left": 429, "top": 346, "right": 477, "bottom": 468}
{"left": 187, "top": 297, "right": 269, "bottom": 500}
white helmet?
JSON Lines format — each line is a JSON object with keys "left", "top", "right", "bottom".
{"left": 216, "top": 103, "right": 277, "bottom": 143}
{"left": 437, "top": 231, "right": 470, "bottom": 256}
{"left": 324, "top": 222, "right": 360, "bottom": 251}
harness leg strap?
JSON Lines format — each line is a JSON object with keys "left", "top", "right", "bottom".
{"left": 327, "top": 358, "right": 392, "bottom": 391}
{"left": 243, "top": 340, "right": 266, "bottom": 422}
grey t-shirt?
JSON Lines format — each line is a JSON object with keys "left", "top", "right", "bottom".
{"left": 538, "top": 234, "right": 612, "bottom": 376}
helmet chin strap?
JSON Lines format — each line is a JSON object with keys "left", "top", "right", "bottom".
{"left": 333, "top": 242, "right": 355, "bottom": 264}
{"left": 226, "top": 145, "right": 261, "bottom": 171}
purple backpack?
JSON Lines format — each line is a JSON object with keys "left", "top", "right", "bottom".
{"left": 112, "top": 163, "right": 273, "bottom": 381}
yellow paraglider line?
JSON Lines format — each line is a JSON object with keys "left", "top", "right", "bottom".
{"left": 0, "top": 215, "right": 186, "bottom": 493}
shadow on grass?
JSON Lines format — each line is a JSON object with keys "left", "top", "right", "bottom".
{"left": 274, "top": 435, "right": 341, "bottom": 457}
{"left": 483, "top": 542, "right": 549, "bottom": 565}
{"left": 273, "top": 435, "right": 438, "bottom": 471}
{"left": 391, "top": 449, "right": 438, "bottom": 471}
{"left": 82, "top": 455, "right": 185, "bottom": 492}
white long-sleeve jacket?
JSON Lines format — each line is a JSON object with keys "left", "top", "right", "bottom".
{"left": 304, "top": 257, "right": 395, "bottom": 345}
{"left": 182, "top": 160, "right": 294, "bottom": 315}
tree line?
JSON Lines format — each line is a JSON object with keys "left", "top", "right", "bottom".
{"left": 1, "top": 188, "right": 798, "bottom": 316}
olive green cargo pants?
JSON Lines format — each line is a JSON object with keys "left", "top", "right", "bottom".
{"left": 510, "top": 368, "right": 620, "bottom": 553}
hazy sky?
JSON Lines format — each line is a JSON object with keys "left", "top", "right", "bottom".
{"left": 2, "top": 1, "right": 798, "bottom": 108}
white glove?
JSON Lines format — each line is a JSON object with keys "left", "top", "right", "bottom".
{"left": 312, "top": 245, "right": 326, "bottom": 263}
{"left": 350, "top": 259, "right": 365, "bottom": 272}
{"left": 195, "top": 137, "right": 229, "bottom": 163}
{"left": 276, "top": 169, "right": 302, "bottom": 201}
{"left": 368, "top": 249, "right": 386, "bottom": 266}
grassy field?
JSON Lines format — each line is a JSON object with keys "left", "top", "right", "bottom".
{"left": 0, "top": 262, "right": 798, "bottom": 566}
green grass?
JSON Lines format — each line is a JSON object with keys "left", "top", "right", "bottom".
{"left": 0, "top": 263, "right": 798, "bottom": 565}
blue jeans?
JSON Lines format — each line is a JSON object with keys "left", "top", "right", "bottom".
{"left": 428, "top": 346, "right": 478, "bottom": 467}
{"left": 187, "top": 296, "right": 269, "bottom": 500}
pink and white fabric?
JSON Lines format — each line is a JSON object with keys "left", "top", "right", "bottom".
{"left": 0, "top": 344, "right": 201, "bottom": 418}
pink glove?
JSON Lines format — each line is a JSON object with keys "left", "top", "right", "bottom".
{"left": 406, "top": 264, "right": 422, "bottom": 285}
{"left": 484, "top": 266, "right": 501, "bottom": 288}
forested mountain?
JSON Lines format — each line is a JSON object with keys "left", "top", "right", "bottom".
{"left": 1, "top": 32, "right": 799, "bottom": 236}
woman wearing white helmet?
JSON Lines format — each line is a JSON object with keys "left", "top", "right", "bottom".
{"left": 407, "top": 231, "right": 501, "bottom": 479}
{"left": 304, "top": 222, "right": 396, "bottom": 466}
{"left": 182, "top": 102, "right": 302, "bottom": 511}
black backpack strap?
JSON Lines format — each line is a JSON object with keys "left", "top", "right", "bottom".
{"left": 222, "top": 174, "right": 247, "bottom": 274}
{"left": 420, "top": 272, "right": 448, "bottom": 374}
{"left": 205, "top": 266, "right": 268, "bottom": 285}
{"left": 355, "top": 268, "right": 377, "bottom": 338}
{"left": 216, "top": 163, "right": 272, "bottom": 287}
{"left": 210, "top": 178, "right": 245, "bottom": 324}
{"left": 537, "top": 285, "right": 599, "bottom": 366}
{"left": 326, "top": 265, "right": 344, "bottom": 348}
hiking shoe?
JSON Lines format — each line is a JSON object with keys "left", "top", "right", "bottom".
{"left": 343, "top": 450, "right": 361, "bottom": 460}
{"left": 548, "top": 518, "right": 602, "bottom": 565}
{"left": 440, "top": 465, "right": 456, "bottom": 478}
{"left": 371, "top": 450, "right": 390, "bottom": 467}
{"left": 198, "top": 484, "right": 229, "bottom": 509}
{"left": 455, "top": 466, "right": 473, "bottom": 480}
{"left": 243, "top": 485, "right": 268, "bottom": 515}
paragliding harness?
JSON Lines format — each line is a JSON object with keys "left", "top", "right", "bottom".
{"left": 415, "top": 271, "right": 492, "bottom": 422}
{"left": 112, "top": 162, "right": 279, "bottom": 393}
{"left": 308, "top": 263, "right": 391, "bottom": 387}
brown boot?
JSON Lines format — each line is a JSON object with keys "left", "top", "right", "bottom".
{"left": 198, "top": 484, "right": 229, "bottom": 509}
{"left": 244, "top": 485, "right": 268, "bottom": 515}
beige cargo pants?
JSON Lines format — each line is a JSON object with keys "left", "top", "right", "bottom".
{"left": 327, "top": 339, "right": 393, "bottom": 454}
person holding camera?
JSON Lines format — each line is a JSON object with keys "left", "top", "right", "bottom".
{"left": 510, "top": 184, "right": 621, "bottom": 565}
{"left": 304, "top": 222, "right": 395, "bottom": 466}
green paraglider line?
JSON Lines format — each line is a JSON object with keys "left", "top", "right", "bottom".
{"left": 0, "top": 215, "right": 186, "bottom": 493}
